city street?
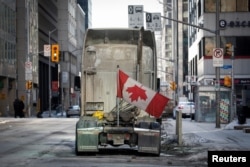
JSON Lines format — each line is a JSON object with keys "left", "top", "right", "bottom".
{"left": 0, "top": 117, "right": 249, "bottom": 167}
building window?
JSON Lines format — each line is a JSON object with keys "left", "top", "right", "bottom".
{"left": 205, "top": 0, "right": 250, "bottom": 12}
{"left": 204, "top": 37, "right": 215, "bottom": 56}
{"left": 198, "top": 0, "right": 202, "bottom": 17}
{"left": 236, "top": 37, "right": 250, "bottom": 56}
{"left": 0, "top": 39, "right": 3, "bottom": 63}
{"left": 204, "top": 0, "right": 216, "bottom": 12}
{"left": 221, "top": 37, "right": 250, "bottom": 57}
{"left": 220, "top": 37, "right": 235, "bottom": 56}
{"left": 199, "top": 41, "right": 202, "bottom": 59}
{"left": 237, "top": 0, "right": 249, "bottom": 11}
{"left": 221, "top": 0, "right": 236, "bottom": 12}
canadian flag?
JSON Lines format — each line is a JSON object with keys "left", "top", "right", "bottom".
{"left": 117, "top": 70, "right": 169, "bottom": 118}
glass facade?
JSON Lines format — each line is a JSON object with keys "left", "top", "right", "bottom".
{"left": 77, "top": 0, "right": 92, "bottom": 29}
{"left": 0, "top": 0, "right": 16, "bottom": 116}
{"left": 201, "top": 37, "right": 250, "bottom": 57}
{"left": 0, "top": 0, "right": 16, "bottom": 66}
{"left": 205, "top": 0, "right": 250, "bottom": 13}
{"left": 195, "top": 87, "right": 230, "bottom": 123}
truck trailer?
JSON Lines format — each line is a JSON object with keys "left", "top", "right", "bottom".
{"left": 75, "top": 28, "right": 167, "bottom": 155}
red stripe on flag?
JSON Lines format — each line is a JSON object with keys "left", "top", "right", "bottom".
{"left": 146, "top": 93, "right": 169, "bottom": 118}
{"left": 117, "top": 70, "right": 129, "bottom": 98}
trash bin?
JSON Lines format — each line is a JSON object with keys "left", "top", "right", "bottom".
{"left": 238, "top": 106, "right": 247, "bottom": 124}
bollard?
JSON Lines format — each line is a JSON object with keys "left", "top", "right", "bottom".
{"left": 176, "top": 110, "right": 182, "bottom": 145}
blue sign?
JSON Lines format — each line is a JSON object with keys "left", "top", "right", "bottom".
{"left": 221, "top": 65, "right": 232, "bottom": 69}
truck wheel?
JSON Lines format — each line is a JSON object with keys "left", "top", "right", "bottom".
{"left": 75, "top": 129, "right": 80, "bottom": 156}
{"left": 191, "top": 113, "right": 195, "bottom": 120}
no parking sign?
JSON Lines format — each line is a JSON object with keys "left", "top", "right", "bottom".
{"left": 213, "top": 48, "right": 224, "bottom": 67}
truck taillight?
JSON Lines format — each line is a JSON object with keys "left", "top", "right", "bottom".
{"left": 125, "top": 133, "right": 130, "bottom": 140}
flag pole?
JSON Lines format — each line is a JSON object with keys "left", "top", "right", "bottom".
{"left": 116, "top": 65, "right": 120, "bottom": 126}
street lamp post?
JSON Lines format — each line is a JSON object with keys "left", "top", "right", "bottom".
{"left": 48, "top": 28, "right": 57, "bottom": 117}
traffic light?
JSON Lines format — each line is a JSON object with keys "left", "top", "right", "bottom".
{"left": 51, "top": 44, "right": 59, "bottom": 62}
{"left": 25, "top": 81, "right": 32, "bottom": 90}
{"left": 225, "top": 43, "right": 232, "bottom": 56}
{"left": 224, "top": 76, "right": 231, "bottom": 87}
{"left": 170, "top": 81, "right": 177, "bottom": 91}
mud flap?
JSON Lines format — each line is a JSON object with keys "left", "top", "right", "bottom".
{"left": 76, "top": 129, "right": 100, "bottom": 152}
{"left": 137, "top": 130, "right": 161, "bottom": 155}
{"left": 76, "top": 117, "right": 102, "bottom": 153}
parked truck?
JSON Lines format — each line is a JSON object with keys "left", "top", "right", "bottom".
{"left": 75, "top": 28, "right": 164, "bottom": 155}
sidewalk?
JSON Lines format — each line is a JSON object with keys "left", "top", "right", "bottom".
{"left": 160, "top": 118, "right": 250, "bottom": 164}
{"left": 224, "top": 118, "right": 250, "bottom": 129}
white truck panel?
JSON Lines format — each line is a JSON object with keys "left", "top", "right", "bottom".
{"left": 83, "top": 44, "right": 154, "bottom": 114}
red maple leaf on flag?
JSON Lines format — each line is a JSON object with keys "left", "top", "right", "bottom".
{"left": 126, "top": 85, "right": 148, "bottom": 102}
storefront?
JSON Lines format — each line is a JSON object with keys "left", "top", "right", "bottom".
{"left": 194, "top": 86, "right": 231, "bottom": 123}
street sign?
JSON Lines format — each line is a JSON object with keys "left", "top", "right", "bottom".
{"left": 221, "top": 65, "right": 232, "bottom": 69}
{"left": 128, "top": 5, "right": 144, "bottom": 28}
{"left": 25, "top": 73, "right": 32, "bottom": 81}
{"left": 25, "top": 61, "right": 32, "bottom": 72}
{"left": 44, "top": 44, "right": 51, "bottom": 57}
{"left": 213, "top": 48, "right": 224, "bottom": 67}
{"left": 146, "top": 13, "right": 162, "bottom": 31}
{"left": 25, "top": 61, "right": 32, "bottom": 81}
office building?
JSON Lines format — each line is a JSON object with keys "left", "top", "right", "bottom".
{"left": 0, "top": 0, "right": 16, "bottom": 116}
{"left": 188, "top": 0, "right": 250, "bottom": 122}
{"left": 77, "top": 0, "right": 92, "bottom": 29}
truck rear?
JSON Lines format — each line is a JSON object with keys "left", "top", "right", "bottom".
{"left": 75, "top": 28, "right": 163, "bottom": 155}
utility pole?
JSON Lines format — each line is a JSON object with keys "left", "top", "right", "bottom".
{"left": 48, "top": 28, "right": 57, "bottom": 117}
{"left": 230, "top": 45, "right": 235, "bottom": 121}
{"left": 215, "top": 0, "right": 221, "bottom": 128}
{"left": 26, "top": 0, "right": 32, "bottom": 117}
{"left": 173, "top": 0, "right": 178, "bottom": 103}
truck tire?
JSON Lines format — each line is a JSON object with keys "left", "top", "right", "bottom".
{"left": 191, "top": 113, "right": 195, "bottom": 120}
{"left": 75, "top": 129, "right": 80, "bottom": 156}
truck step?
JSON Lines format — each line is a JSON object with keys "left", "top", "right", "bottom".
{"left": 243, "top": 128, "right": 250, "bottom": 133}
{"left": 233, "top": 125, "right": 250, "bottom": 130}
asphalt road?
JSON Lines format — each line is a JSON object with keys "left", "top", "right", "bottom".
{"left": 0, "top": 117, "right": 249, "bottom": 167}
